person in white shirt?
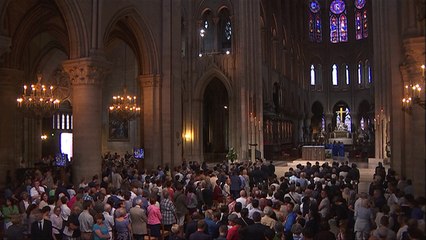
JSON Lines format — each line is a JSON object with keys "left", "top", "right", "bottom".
{"left": 236, "top": 190, "right": 248, "bottom": 208}
{"left": 59, "top": 196, "right": 71, "bottom": 222}
{"left": 102, "top": 204, "right": 115, "bottom": 239}
{"left": 248, "top": 199, "right": 262, "bottom": 219}
{"left": 50, "top": 206, "right": 63, "bottom": 239}
{"left": 30, "top": 180, "right": 45, "bottom": 200}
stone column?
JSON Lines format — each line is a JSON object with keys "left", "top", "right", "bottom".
{"left": 0, "top": 35, "right": 11, "bottom": 59}
{"left": 0, "top": 68, "right": 23, "bottom": 186}
{"left": 139, "top": 74, "right": 161, "bottom": 171}
{"left": 63, "top": 57, "right": 109, "bottom": 184}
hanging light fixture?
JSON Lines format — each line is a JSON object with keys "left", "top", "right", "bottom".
{"left": 402, "top": 64, "right": 425, "bottom": 111}
{"left": 17, "top": 73, "right": 60, "bottom": 117}
{"left": 109, "top": 44, "right": 140, "bottom": 120}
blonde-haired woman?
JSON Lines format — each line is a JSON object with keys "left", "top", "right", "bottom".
{"left": 354, "top": 198, "right": 374, "bottom": 240}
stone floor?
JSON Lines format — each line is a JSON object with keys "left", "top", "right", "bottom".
{"left": 273, "top": 158, "right": 388, "bottom": 193}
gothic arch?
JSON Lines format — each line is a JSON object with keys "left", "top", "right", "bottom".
{"left": 54, "top": 0, "right": 89, "bottom": 58}
{"left": 194, "top": 67, "right": 233, "bottom": 101}
{"left": 103, "top": 7, "right": 159, "bottom": 75}
{"left": 196, "top": 0, "right": 234, "bottom": 17}
{"left": 9, "top": 3, "right": 70, "bottom": 68}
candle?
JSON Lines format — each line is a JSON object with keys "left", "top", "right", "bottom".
{"left": 24, "top": 85, "right": 27, "bottom": 95}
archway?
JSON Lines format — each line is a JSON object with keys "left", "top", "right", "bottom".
{"left": 203, "top": 78, "right": 229, "bottom": 162}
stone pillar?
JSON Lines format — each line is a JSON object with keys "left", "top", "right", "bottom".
{"left": 63, "top": 57, "right": 109, "bottom": 184}
{"left": 139, "top": 74, "right": 162, "bottom": 171}
{"left": 0, "top": 68, "right": 23, "bottom": 186}
{"left": 0, "top": 36, "right": 11, "bottom": 59}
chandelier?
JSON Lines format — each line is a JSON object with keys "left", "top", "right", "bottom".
{"left": 402, "top": 64, "right": 425, "bottom": 110}
{"left": 109, "top": 86, "right": 140, "bottom": 120}
{"left": 109, "top": 44, "right": 140, "bottom": 121}
{"left": 17, "top": 73, "right": 60, "bottom": 117}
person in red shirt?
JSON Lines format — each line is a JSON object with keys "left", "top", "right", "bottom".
{"left": 227, "top": 214, "right": 240, "bottom": 240}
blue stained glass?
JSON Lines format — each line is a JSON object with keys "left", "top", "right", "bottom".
{"left": 330, "top": 0, "right": 345, "bottom": 14}
{"left": 339, "top": 14, "right": 347, "bottom": 42}
{"left": 355, "top": 12, "right": 362, "bottom": 39}
{"left": 309, "top": 0, "right": 320, "bottom": 13}
{"left": 355, "top": 0, "right": 366, "bottom": 9}
{"left": 330, "top": 16, "right": 338, "bottom": 43}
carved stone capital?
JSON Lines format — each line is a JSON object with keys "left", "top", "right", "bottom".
{"left": 139, "top": 74, "right": 161, "bottom": 88}
{"left": 62, "top": 57, "right": 111, "bottom": 86}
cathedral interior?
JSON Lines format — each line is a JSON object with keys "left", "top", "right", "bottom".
{"left": 0, "top": 0, "right": 424, "bottom": 196}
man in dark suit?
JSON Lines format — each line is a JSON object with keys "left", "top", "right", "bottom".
{"left": 244, "top": 212, "right": 269, "bottom": 240}
{"left": 189, "top": 220, "right": 212, "bottom": 240}
{"left": 31, "top": 207, "right": 54, "bottom": 240}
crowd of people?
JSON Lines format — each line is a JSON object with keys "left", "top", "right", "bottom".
{"left": 0, "top": 152, "right": 425, "bottom": 240}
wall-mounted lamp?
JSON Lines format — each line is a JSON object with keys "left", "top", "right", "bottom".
{"left": 183, "top": 131, "right": 193, "bottom": 142}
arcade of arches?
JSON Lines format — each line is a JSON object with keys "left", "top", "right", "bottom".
{"left": 0, "top": 0, "right": 424, "bottom": 196}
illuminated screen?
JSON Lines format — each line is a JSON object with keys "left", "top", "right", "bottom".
{"left": 61, "top": 133, "right": 73, "bottom": 159}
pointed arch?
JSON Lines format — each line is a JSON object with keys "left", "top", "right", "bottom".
{"left": 9, "top": 3, "right": 70, "bottom": 68}
{"left": 54, "top": 0, "right": 89, "bottom": 58}
{"left": 194, "top": 67, "right": 233, "bottom": 101}
{"left": 103, "top": 7, "right": 159, "bottom": 75}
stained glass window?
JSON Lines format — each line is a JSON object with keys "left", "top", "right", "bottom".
{"left": 358, "top": 62, "right": 362, "bottom": 84}
{"left": 315, "top": 15, "right": 322, "bottom": 42}
{"left": 330, "top": 15, "right": 338, "bottom": 43}
{"left": 329, "top": 0, "right": 347, "bottom": 43}
{"left": 201, "top": 10, "right": 214, "bottom": 53}
{"left": 344, "top": 108, "right": 352, "bottom": 132}
{"left": 360, "top": 117, "right": 365, "bottom": 130}
{"left": 355, "top": 0, "right": 366, "bottom": 9}
{"left": 366, "top": 60, "right": 372, "bottom": 83}
{"left": 308, "top": 0, "right": 322, "bottom": 43}
{"left": 345, "top": 64, "right": 350, "bottom": 85}
{"left": 355, "top": 0, "right": 368, "bottom": 40}
{"left": 330, "top": 0, "right": 345, "bottom": 14}
{"left": 332, "top": 64, "right": 338, "bottom": 86}
{"left": 355, "top": 11, "right": 362, "bottom": 39}
{"left": 310, "top": 64, "right": 316, "bottom": 85}
{"left": 225, "top": 21, "right": 232, "bottom": 40}
{"left": 218, "top": 8, "right": 232, "bottom": 52}
{"left": 339, "top": 14, "right": 348, "bottom": 42}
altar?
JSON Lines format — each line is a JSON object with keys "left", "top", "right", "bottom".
{"left": 302, "top": 146, "right": 325, "bottom": 160}
{"left": 328, "top": 107, "right": 353, "bottom": 145}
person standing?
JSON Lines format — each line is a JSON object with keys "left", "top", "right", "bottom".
{"left": 147, "top": 195, "right": 162, "bottom": 238}
{"left": 189, "top": 220, "right": 212, "bottom": 240}
{"left": 78, "top": 200, "right": 94, "bottom": 240}
{"left": 174, "top": 183, "right": 188, "bottom": 226}
{"left": 160, "top": 189, "right": 177, "bottom": 231}
{"left": 31, "top": 208, "right": 53, "bottom": 240}
{"left": 93, "top": 213, "right": 110, "bottom": 240}
{"left": 130, "top": 198, "right": 148, "bottom": 240}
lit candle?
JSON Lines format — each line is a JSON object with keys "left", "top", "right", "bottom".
{"left": 24, "top": 85, "right": 27, "bottom": 95}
